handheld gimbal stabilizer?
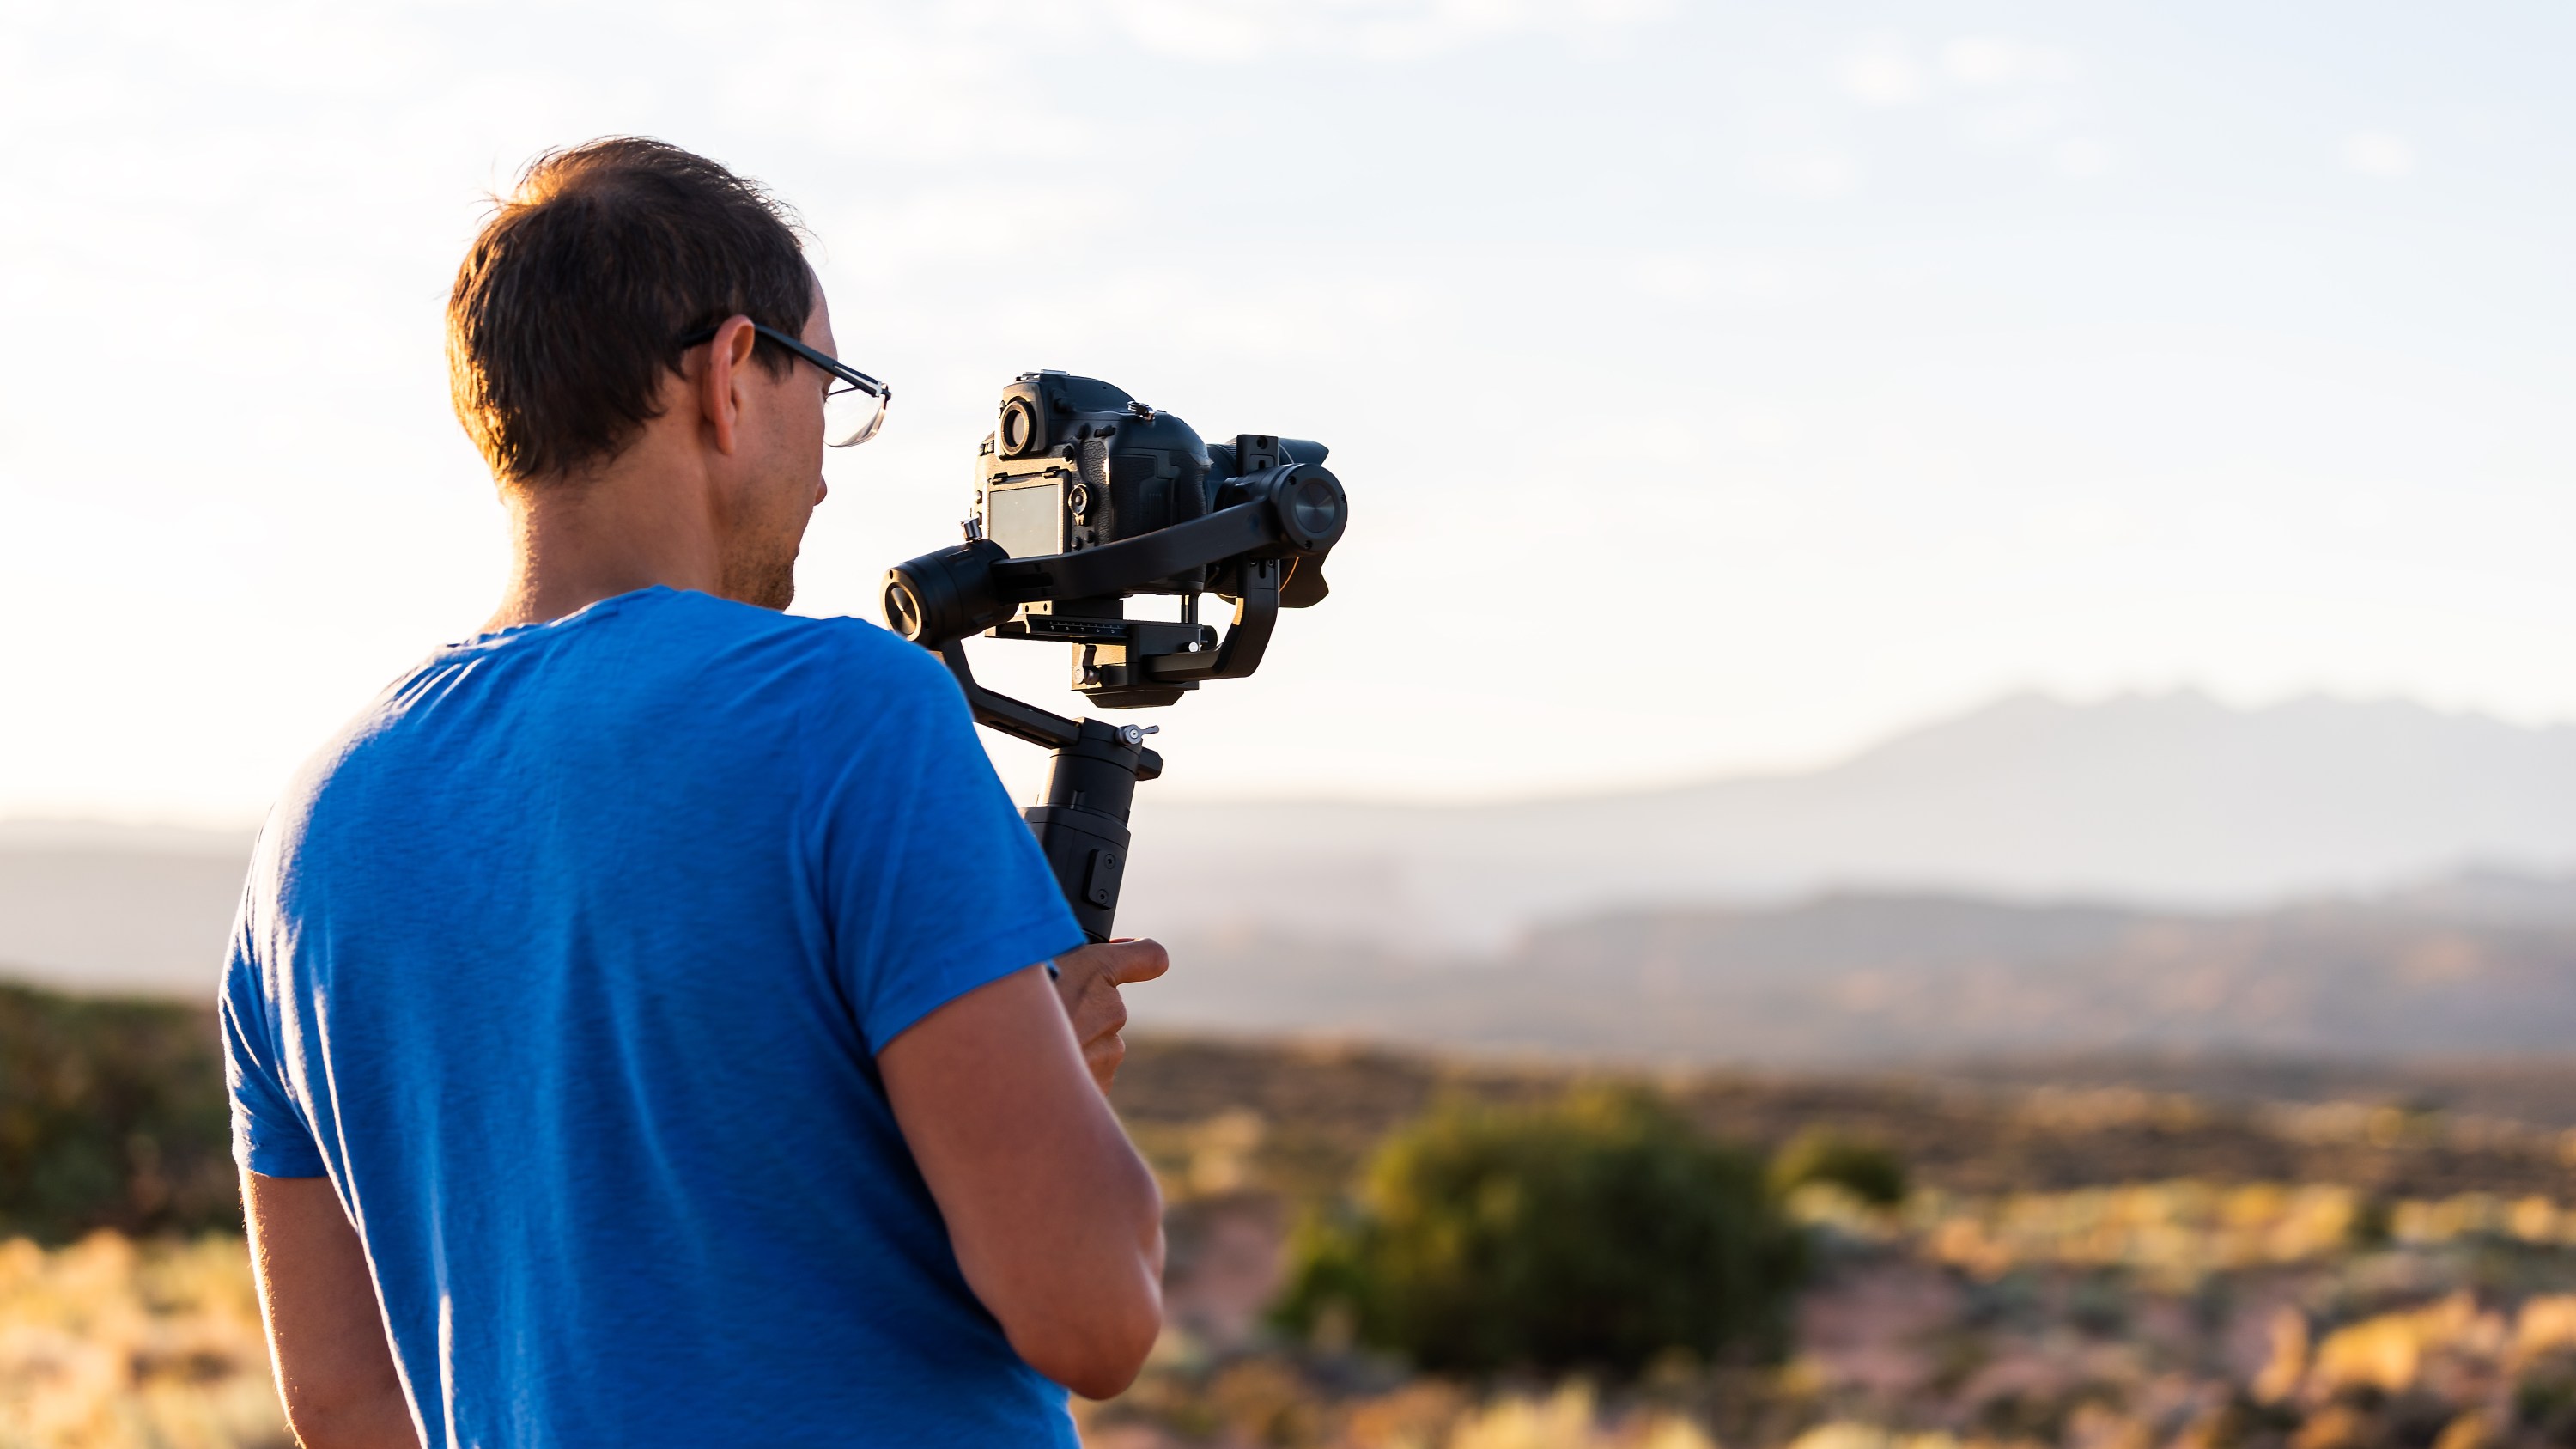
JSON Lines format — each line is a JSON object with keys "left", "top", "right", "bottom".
{"left": 882, "top": 372, "right": 1348, "bottom": 941}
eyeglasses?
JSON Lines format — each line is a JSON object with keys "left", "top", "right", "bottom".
{"left": 675, "top": 321, "right": 890, "bottom": 447}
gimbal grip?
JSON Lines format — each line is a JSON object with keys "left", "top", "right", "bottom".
{"left": 1023, "top": 718, "right": 1154, "bottom": 942}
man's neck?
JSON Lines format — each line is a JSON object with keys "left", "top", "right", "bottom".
{"left": 484, "top": 466, "right": 724, "bottom": 633}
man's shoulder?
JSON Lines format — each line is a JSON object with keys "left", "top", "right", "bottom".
{"left": 642, "top": 589, "right": 957, "bottom": 706}
{"left": 325, "top": 589, "right": 947, "bottom": 730}
{"left": 280, "top": 590, "right": 961, "bottom": 821}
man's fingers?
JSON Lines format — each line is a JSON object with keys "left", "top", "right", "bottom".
{"left": 1053, "top": 940, "right": 1170, "bottom": 990}
{"left": 1049, "top": 940, "right": 1167, "bottom": 1086}
{"left": 1080, "top": 986, "right": 1129, "bottom": 1044}
{"left": 1098, "top": 940, "right": 1170, "bottom": 988}
{"left": 1084, "top": 1029, "right": 1127, "bottom": 1091}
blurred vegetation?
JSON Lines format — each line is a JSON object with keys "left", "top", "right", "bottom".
{"left": 1273, "top": 1086, "right": 1807, "bottom": 1378}
{"left": 21, "top": 1015, "right": 2576, "bottom": 1449}
{"left": 1112, "top": 1035, "right": 2576, "bottom": 1203}
{"left": 0, "top": 980, "right": 238, "bottom": 1244}
{"left": 1770, "top": 1128, "right": 1910, "bottom": 1208}
{"left": 0, "top": 1231, "right": 283, "bottom": 1447}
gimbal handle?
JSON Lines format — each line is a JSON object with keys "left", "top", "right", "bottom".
{"left": 937, "top": 642, "right": 1157, "bottom": 943}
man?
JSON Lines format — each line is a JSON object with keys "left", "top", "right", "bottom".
{"left": 221, "top": 137, "right": 1168, "bottom": 1447}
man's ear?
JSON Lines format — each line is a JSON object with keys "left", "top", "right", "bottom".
{"left": 697, "top": 314, "right": 759, "bottom": 458}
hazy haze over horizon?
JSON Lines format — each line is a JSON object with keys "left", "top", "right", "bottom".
{"left": 0, "top": 684, "right": 2551, "bottom": 825}
{"left": 5, "top": 1, "right": 2573, "bottom": 823}
{"left": 19, "top": 690, "right": 2576, "bottom": 990}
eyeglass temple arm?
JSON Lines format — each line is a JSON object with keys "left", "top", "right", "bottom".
{"left": 674, "top": 323, "right": 889, "bottom": 399}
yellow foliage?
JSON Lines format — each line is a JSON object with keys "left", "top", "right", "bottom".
{"left": 2512, "top": 1198, "right": 2561, "bottom": 1242}
{"left": 1637, "top": 1419, "right": 1722, "bottom": 1449}
{"left": 1436, "top": 1385, "right": 1720, "bottom": 1449}
{"left": 0, "top": 1232, "right": 283, "bottom": 1449}
{"left": 2521, "top": 1295, "right": 2576, "bottom": 1359}
{"left": 2310, "top": 1294, "right": 2504, "bottom": 1397}
{"left": 1340, "top": 1382, "right": 1470, "bottom": 1449}
{"left": 2433, "top": 1410, "right": 2496, "bottom": 1449}
{"left": 2253, "top": 1306, "right": 2310, "bottom": 1403}
{"left": 1782, "top": 1423, "right": 1960, "bottom": 1449}
{"left": 1447, "top": 1386, "right": 1601, "bottom": 1449}
{"left": 1913, "top": 1181, "right": 2363, "bottom": 1288}
{"left": 2292, "top": 1403, "right": 2375, "bottom": 1449}
{"left": 1188, "top": 1109, "right": 1268, "bottom": 1196}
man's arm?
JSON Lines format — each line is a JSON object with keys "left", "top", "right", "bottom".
{"left": 241, "top": 1172, "right": 415, "bottom": 1449}
{"left": 878, "top": 942, "right": 1170, "bottom": 1399}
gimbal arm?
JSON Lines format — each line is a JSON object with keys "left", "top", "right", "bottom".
{"left": 934, "top": 637, "right": 1162, "bottom": 776}
{"left": 882, "top": 464, "right": 1343, "bottom": 655}
{"left": 988, "top": 498, "right": 1277, "bottom": 604}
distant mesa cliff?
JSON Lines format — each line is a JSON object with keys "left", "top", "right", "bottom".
{"left": 1126, "top": 875, "right": 2576, "bottom": 1066}
{"left": 1121, "top": 691, "right": 2576, "bottom": 947}
{"left": 12, "top": 693, "right": 2576, "bottom": 1067}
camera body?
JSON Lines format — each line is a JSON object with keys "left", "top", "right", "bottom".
{"left": 969, "top": 370, "right": 1338, "bottom": 708}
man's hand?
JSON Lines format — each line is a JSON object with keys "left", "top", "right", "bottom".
{"left": 1052, "top": 939, "right": 1170, "bottom": 1092}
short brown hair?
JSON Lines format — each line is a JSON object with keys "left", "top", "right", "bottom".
{"left": 447, "top": 137, "right": 811, "bottom": 485}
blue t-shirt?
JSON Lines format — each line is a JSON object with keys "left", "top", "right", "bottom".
{"left": 220, "top": 587, "right": 1088, "bottom": 1447}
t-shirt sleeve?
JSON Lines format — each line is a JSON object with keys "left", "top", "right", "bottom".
{"left": 220, "top": 900, "right": 329, "bottom": 1179}
{"left": 811, "top": 637, "right": 1088, "bottom": 1052}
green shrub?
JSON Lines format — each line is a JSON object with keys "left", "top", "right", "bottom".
{"left": 1272, "top": 1086, "right": 1806, "bottom": 1377}
{"left": 0, "top": 979, "right": 237, "bottom": 1242}
{"left": 1767, "top": 1127, "right": 1908, "bottom": 1208}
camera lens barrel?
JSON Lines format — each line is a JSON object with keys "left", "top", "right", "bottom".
{"left": 882, "top": 539, "right": 1012, "bottom": 646}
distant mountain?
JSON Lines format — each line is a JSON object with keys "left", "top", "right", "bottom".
{"left": 1127, "top": 876, "right": 2576, "bottom": 1066}
{"left": 1121, "top": 691, "right": 2576, "bottom": 947}
{"left": 12, "top": 691, "right": 2576, "bottom": 997}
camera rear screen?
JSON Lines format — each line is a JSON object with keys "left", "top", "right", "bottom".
{"left": 987, "top": 481, "right": 1064, "bottom": 560}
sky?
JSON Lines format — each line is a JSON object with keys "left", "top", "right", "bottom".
{"left": 3, "top": 0, "right": 2573, "bottom": 822}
